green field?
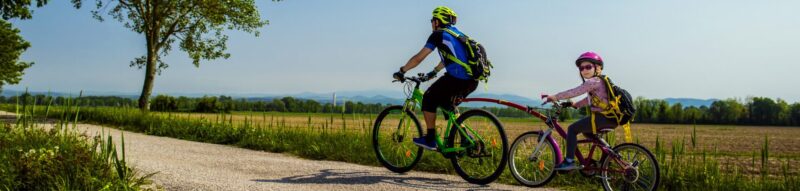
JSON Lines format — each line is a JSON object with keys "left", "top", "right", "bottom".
{"left": 3, "top": 104, "right": 799, "bottom": 190}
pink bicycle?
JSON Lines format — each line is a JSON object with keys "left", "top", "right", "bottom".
{"left": 460, "top": 98, "right": 660, "bottom": 191}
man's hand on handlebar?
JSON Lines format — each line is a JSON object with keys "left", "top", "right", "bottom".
{"left": 393, "top": 67, "right": 406, "bottom": 81}
{"left": 425, "top": 69, "right": 438, "bottom": 80}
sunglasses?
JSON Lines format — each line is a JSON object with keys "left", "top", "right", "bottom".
{"left": 578, "top": 65, "right": 594, "bottom": 71}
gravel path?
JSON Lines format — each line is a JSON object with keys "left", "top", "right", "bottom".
{"left": 1, "top": 112, "right": 556, "bottom": 191}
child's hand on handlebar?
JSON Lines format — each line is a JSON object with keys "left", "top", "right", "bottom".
{"left": 560, "top": 101, "right": 574, "bottom": 108}
{"left": 540, "top": 94, "right": 557, "bottom": 103}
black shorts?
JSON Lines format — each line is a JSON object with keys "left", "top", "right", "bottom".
{"left": 421, "top": 73, "right": 479, "bottom": 113}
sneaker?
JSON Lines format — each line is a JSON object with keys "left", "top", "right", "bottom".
{"left": 413, "top": 137, "right": 438, "bottom": 151}
{"left": 554, "top": 159, "right": 582, "bottom": 171}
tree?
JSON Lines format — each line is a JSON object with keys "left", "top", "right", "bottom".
{"left": 667, "top": 103, "right": 684, "bottom": 123}
{"left": 151, "top": 94, "right": 178, "bottom": 111}
{"left": 86, "top": 0, "right": 268, "bottom": 111}
{"left": 2, "top": 0, "right": 81, "bottom": 20}
{"left": 656, "top": 100, "right": 669, "bottom": 123}
{"left": 776, "top": 99, "right": 790, "bottom": 126}
{"left": 1, "top": 0, "right": 84, "bottom": 92}
{"left": 709, "top": 99, "right": 745, "bottom": 124}
{"left": 269, "top": 99, "right": 286, "bottom": 112}
{"left": 790, "top": 103, "right": 800, "bottom": 126}
{"left": 195, "top": 96, "right": 221, "bottom": 113}
{"left": 748, "top": 97, "right": 781, "bottom": 125}
{"left": 0, "top": 19, "right": 33, "bottom": 91}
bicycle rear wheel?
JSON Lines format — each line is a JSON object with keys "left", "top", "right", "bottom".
{"left": 508, "top": 131, "right": 557, "bottom": 187}
{"left": 600, "top": 143, "right": 660, "bottom": 191}
{"left": 372, "top": 105, "right": 424, "bottom": 173}
{"left": 447, "top": 109, "right": 508, "bottom": 185}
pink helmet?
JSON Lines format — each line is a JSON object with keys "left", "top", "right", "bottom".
{"left": 575, "top": 51, "right": 603, "bottom": 67}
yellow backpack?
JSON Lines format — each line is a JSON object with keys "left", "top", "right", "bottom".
{"left": 588, "top": 75, "right": 636, "bottom": 142}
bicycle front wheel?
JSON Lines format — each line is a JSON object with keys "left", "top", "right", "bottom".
{"left": 509, "top": 131, "right": 558, "bottom": 187}
{"left": 372, "top": 105, "right": 424, "bottom": 173}
{"left": 448, "top": 109, "right": 508, "bottom": 185}
{"left": 600, "top": 143, "right": 660, "bottom": 191}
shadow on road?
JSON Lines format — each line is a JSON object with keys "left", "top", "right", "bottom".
{"left": 251, "top": 169, "right": 509, "bottom": 191}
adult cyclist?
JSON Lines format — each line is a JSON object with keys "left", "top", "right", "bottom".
{"left": 393, "top": 6, "right": 479, "bottom": 150}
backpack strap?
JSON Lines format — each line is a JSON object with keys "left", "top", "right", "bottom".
{"left": 436, "top": 28, "right": 475, "bottom": 77}
{"left": 600, "top": 75, "right": 634, "bottom": 142}
{"left": 441, "top": 28, "right": 476, "bottom": 58}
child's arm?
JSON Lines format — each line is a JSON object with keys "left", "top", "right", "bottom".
{"left": 573, "top": 97, "right": 589, "bottom": 108}
{"left": 553, "top": 79, "right": 601, "bottom": 100}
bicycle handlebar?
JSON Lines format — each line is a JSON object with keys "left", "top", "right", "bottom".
{"left": 392, "top": 73, "right": 433, "bottom": 84}
{"left": 538, "top": 100, "right": 567, "bottom": 119}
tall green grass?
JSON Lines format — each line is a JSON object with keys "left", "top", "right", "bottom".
{"left": 1, "top": 104, "right": 798, "bottom": 190}
{"left": 0, "top": 96, "right": 151, "bottom": 190}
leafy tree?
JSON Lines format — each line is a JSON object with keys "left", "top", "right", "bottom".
{"left": 281, "top": 97, "right": 298, "bottom": 112}
{"left": 0, "top": 19, "right": 33, "bottom": 91}
{"left": 748, "top": 97, "right": 781, "bottom": 125}
{"left": 86, "top": 0, "right": 268, "bottom": 111}
{"left": 776, "top": 99, "right": 790, "bottom": 125}
{"left": 1, "top": 0, "right": 84, "bottom": 92}
{"left": 709, "top": 99, "right": 745, "bottom": 124}
{"left": 790, "top": 103, "right": 800, "bottom": 126}
{"left": 667, "top": 103, "right": 684, "bottom": 123}
{"left": 1, "top": 0, "right": 80, "bottom": 20}
{"left": 151, "top": 94, "right": 178, "bottom": 111}
{"left": 195, "top": 96, "right": 222, "bottom": 113}
{"left": 269, "top": 99, "right": 286, "bottom": 112}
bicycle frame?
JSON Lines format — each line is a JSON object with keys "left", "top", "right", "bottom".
{"left": 395, "top": 79, "right": 484, "bottom": 155}
{"left": 460, "top": 98, "right": 630, "bottom": 174}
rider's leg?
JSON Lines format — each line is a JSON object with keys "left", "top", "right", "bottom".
{"left": 423, "top": 111, "right": 437, "bottom": 140}
{"left": 558, "top": 115, "right": 617, "bottom": 170}
{"left": 566, "top": 117, "right": 593, "bottom": 160}
{"left": 416, "top": 76, "right": 449, "bottom": 150}
{"left": 554, "top": 117, "right": 592, "bottom": 170}
{"left": 415, "top": 74, "right": 477, "bottom": 150}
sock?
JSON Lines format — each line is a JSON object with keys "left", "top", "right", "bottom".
{"left": 426, "top": 128, "right": 436, "bottom": 141}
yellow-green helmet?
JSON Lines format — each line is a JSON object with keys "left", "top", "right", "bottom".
{"left": 432, "top": 6, "right": 457, "bottom": 25}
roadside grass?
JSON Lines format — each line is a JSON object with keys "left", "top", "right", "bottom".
{"left": 0, "top": 98, "right": 152, "bottom": 190}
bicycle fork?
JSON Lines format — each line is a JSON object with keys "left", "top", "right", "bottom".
{"left": 528, "top": 127, "right": 554, "bottom": 162}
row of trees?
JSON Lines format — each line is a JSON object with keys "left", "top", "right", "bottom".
{"left": 0, "top": 94, "right": 390, "bottom": 114}
{"left": 148, "top": 95, "right": 390, "bottom": 114}
{"left": 0, "top": 94, "right": 136, "bottom": 107}
{"left": 634, "top": 97, "right": 800, "bottom": 126}
{"left": 2, "top": 93, "right": 798, "bottom": 126}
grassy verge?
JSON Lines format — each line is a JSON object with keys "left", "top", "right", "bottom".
{"left": 0, "top": 102, "right": 152, "bottom": 190}
{"left": 1, "top": 104, "right": 797, "bottom": 190}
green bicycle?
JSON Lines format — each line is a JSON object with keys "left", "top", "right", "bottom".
{"left": 372, "top": 73, "right": 508, "bottom": 185}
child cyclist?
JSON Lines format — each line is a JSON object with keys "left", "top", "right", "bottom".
{"left": 542, "top": 51, "right": 619, "bottom": 171}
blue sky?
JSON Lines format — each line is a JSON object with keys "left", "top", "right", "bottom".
{"left": 6, "top": 0, "right": 800, "bottom": 102}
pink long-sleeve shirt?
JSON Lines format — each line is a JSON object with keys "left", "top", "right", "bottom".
{"left": 553, "top": 77, "right": 610, "bottom": 112}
